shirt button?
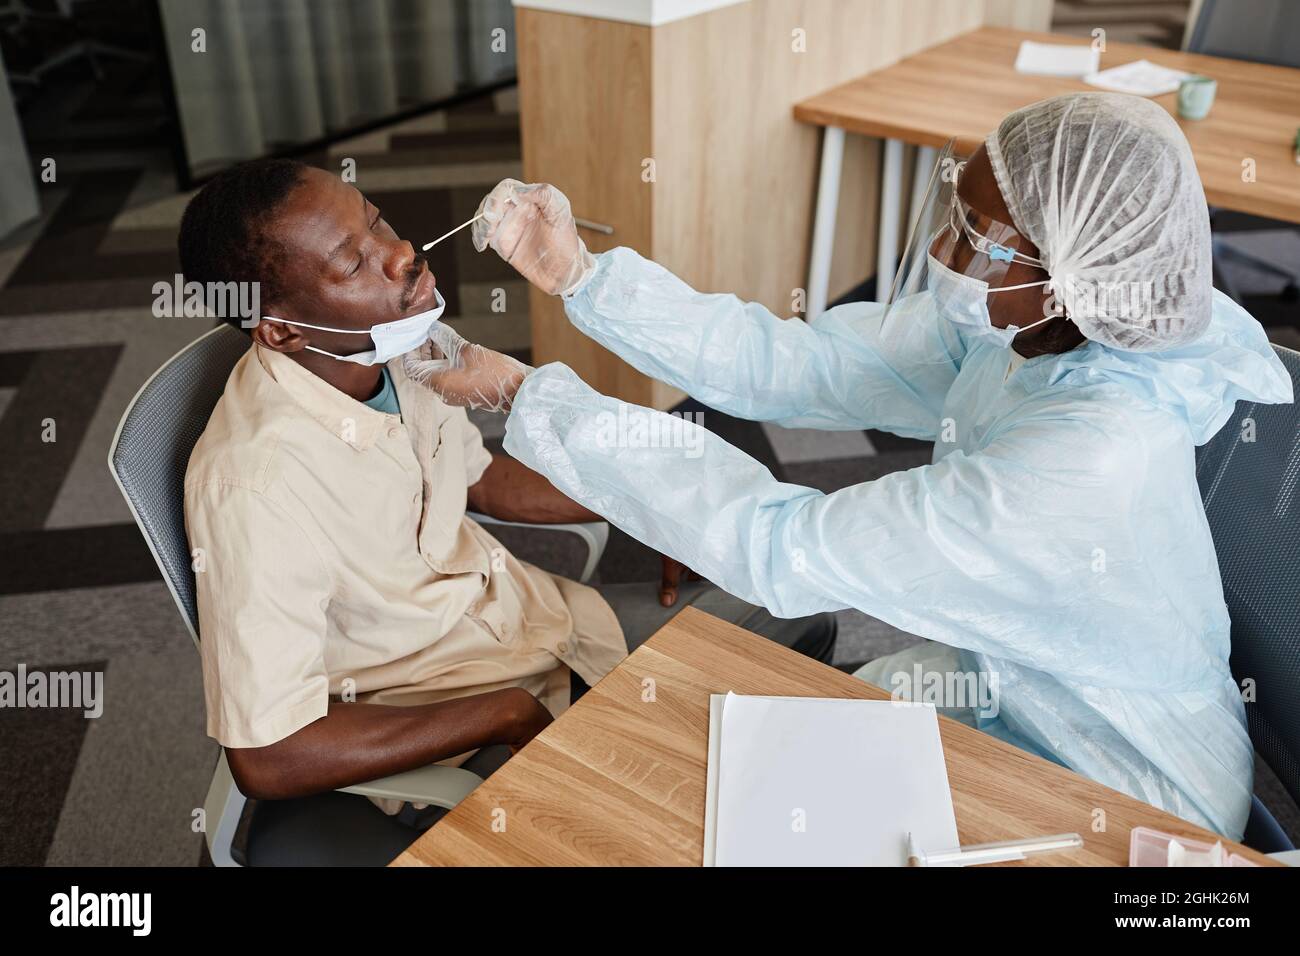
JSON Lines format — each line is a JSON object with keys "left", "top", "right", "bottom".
{"left": 557, "top": 641, "right": 569, "bottom": 655}
{"left": 387, "top": 426, "right": 401, "bottom": 439}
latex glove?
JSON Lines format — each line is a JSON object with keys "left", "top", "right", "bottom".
{"left": 471, "top": 179, "right": 597, "bottom": 297}
{"left": 404, "top": 324, "right": 533, "bottom": 413}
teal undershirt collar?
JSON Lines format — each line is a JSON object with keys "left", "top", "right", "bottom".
{"left": 362, "top": 365, "right": 401, "bottom": 416}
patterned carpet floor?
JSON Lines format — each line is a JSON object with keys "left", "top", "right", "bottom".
{"left": 1, "top": 51, "right": 1297, "bottom": 864}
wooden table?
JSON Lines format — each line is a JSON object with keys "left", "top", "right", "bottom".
{"left": 392, "top": 607, "right": 1275, "bottom": 867}
{"left": 793, "top": 26, "right": 1300, "bottom": 317}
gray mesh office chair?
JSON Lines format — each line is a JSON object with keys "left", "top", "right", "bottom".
{"left": 108, "top": 324, "right": 609, "bottom": 866}
{"left": 1196, "top": 344, "right": 1300, "bottom": 852}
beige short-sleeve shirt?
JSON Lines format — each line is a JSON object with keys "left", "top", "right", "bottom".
{"left": 184, "top": 343, "right": 626, "bottom": 750}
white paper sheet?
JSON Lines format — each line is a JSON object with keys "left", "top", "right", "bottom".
{"left": 706, "top": 693, "right": 959, "bottom": 867}
{"left": 1014, "top": 40, "right": 1099, "bottom": 77}
{"left": 1084, "top": 59, "right": 1191, "bottom": 97}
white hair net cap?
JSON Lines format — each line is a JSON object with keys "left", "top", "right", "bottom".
{"left": 985, "top": 92, "right": 1212, "bottom": 351}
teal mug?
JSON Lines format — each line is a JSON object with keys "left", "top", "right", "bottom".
{"left": 1177, "top": 75, "right": 1217, "bottom": 120}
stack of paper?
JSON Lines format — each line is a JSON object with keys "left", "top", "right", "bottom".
{"left": 1014, "top": 40, "right": 1100, "bottom": 77}
{"left": 1084, "top": 59, "right": 1192, "bottom": 97}
{"left": 703, "top": 693, "right": 959, "bottom": 866}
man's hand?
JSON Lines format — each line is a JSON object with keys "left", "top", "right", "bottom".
{"left": 659, "top": 554, "right": 702, "bottom": 608}
{"left": 502, "top": 689, "right": 554, "bottom": 754}
{"left": 404, "top": 324, "right": 531, "bottom": 413}
{"left": 471, "top": 179, "right": 596, "bottom": 297}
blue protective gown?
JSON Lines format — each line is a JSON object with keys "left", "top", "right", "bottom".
{"left": 502, "top": 247, "right": 1294, "bottom": 838}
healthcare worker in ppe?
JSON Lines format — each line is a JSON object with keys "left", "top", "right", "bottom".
{"left": 405, "top": 93, "right": 1293, "bottom": 839}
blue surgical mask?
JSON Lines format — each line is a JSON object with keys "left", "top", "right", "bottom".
{"left": 926, "top": 253, "right": 1055, "bottom": 348}
{"left": 262, "top": 288, "right": 446, "bottom": 366}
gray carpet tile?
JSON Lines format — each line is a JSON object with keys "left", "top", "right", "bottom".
{"left": 761, "top": 421, "right": 876, "bottom": 464}
{"left": 0, "top": 525, "right": 158, "bottom": 595}
{"left": 0, "top": 660, "right": 100, "bottom": 865}
{"left": 0, "top": 277, "right": 178, "bottom": 315}
{"left": 44, "top": 318, "right": 218, "bottom": 530}
{"left": 0, "top": 581, "right": 193, "bottom": 663}
{"left": 831, "top": 609, "right": 924, "bottom": 670}
{"left": 44, "top": 647, "right": 212, "bottom": 867}
{"left": 781, "top": 450, "right": 935, "bottom": 494}
{"left": 0, "top": 344, "right": 123, "bottom": 533}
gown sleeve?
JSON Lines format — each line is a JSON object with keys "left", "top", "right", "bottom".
{"left": 562, "top": 247, "right": 967, "bottom": 440}
{"left": 504, "top": 362, "right": 1214, "bottom": 691}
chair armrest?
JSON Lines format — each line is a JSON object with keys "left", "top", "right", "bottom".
{"left": 467, "top": 510, "right": 609, "bottom": 583}
{"left": 339, "top": 764, "right": 483, "bottom": 809}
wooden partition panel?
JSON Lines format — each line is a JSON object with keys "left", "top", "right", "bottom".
{"left": 651, "top": 0, "right": 983, "bottom": 319}
{"left": 518, "top": 0, "right": 989, "bottom": 406}
{"left": 516, "top": 9, "right": 660, "bottom": 401}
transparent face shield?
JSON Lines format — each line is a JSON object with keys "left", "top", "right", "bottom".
{"left": 880, "top": 140, "right": 1056, "bottom": 363}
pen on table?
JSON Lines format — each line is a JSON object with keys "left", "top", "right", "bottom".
{"left": 906, "top": 832, "right": 1083, "bottom": 867}
{"left": 422, "top": 213, "right": 485, "bottom": 252}
{"left": 907, "top": 832, "right": 923, "bottom": 867}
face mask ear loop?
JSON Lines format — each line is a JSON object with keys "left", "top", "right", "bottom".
{"left": 1005, "top": 309, "right": 1065, "bottom": 336}
{"left": 988, "top": 278, "right": 1052, "bottom": 293}
{"left": 262, "top": 317, "right": 369, "bottom": 335}
{"left": 988, "top": 276, "right": 1060, "bottom": 335}
{"left": 303, "top": 344, "right": 345, "bottom": 360}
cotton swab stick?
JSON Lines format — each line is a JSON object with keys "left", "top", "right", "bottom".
{"left": 422, "top": 214, "right": 485, "bottom": 251}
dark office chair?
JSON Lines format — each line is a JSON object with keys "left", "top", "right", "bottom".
{"left": 107, "top": 324, "right": 607, "bottom": 865}
{"left": 1195, "top": 343, "right": 1300, "bottom": 853}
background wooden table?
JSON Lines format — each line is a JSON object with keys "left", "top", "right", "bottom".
{"left": 794, "top": 26, "right": 1300, "bottom": 316}
{"left": 795, "top": 26, "right": 1300, "bottom": 223}
{"left": 392, "top": 607, "right": 1275, "bottom": 867}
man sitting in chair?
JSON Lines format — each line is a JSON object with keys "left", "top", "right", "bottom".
{"left": 178, "top": 159, "right": 836, "bottom": 819}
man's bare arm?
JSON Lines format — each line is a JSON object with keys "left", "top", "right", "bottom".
{"left": 225, "top": 687, "right": 551, "bottom": 801}
{"left": 467, "top": 452, "right": 600, "bottom": 524}
{"left": 467, "top": 452, "right": 700, "bottom": 606}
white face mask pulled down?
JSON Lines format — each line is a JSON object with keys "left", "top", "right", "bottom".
{"left": 262, "top": 288, "right": 446, "bottom": 366}
{"left": 925, "top": 253, "right": 1056, "bottom": 349}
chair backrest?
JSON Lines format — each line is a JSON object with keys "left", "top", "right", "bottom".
{"left": 107, "top": 325, "right": 252, "bottom": 645}
{"left": 1184, "top": 0, "right": 1300, "bottom": 67}
{"left": 1195, "top": 344, "right": 1300, "bottom": 806}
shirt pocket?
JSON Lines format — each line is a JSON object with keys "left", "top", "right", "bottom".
{"left": 416, "top": 414, "right": 478, "bottom": 567}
